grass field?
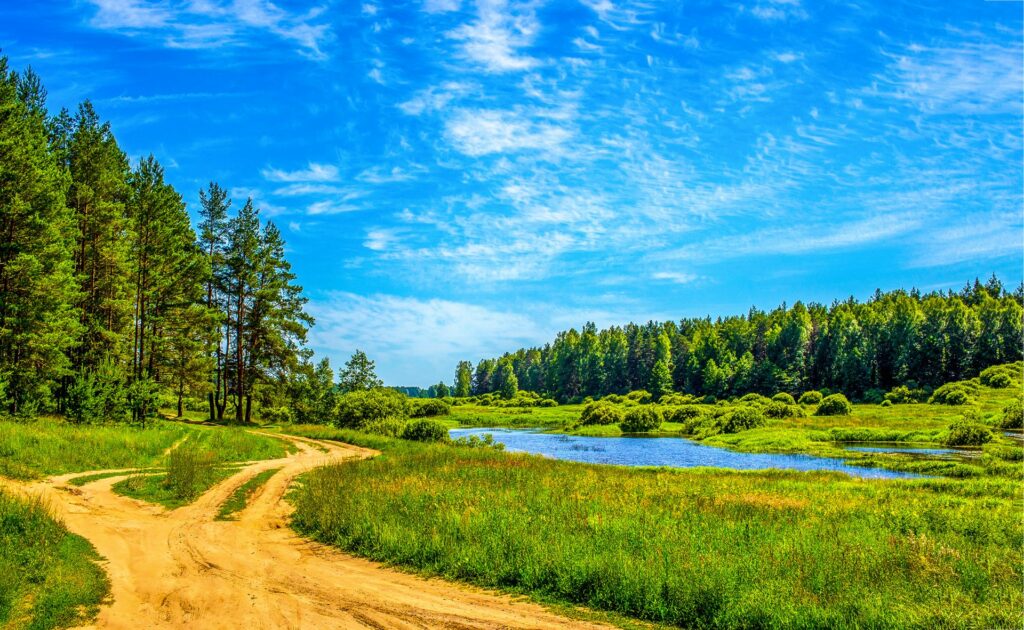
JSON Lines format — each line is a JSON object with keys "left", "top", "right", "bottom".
{"left": 0, "top": 492, "right": 109, "bottom": 630}
{"left": 291, "top": 443, "right": 1022, "bottom": 629}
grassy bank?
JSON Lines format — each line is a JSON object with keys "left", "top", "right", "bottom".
{"left": 0, "top": 418, "right": 292, "bottom": 481}
{"left": 0, "top": 491, "right": 109, "bottom": 629}
{"left": 216, "top": 467, "right": 281, "bottom": 520}
{"left": 292, "top": 445, "right": 1022, "bottom": 629}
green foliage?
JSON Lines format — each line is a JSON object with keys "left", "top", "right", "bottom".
{"left": 662, "top": 405, "right": 705, "bottom": 423}
{"left": 625, "top": 390, "right": 653, "bottom": 404}
{"left": 771, "top": 392, "right": 796, "bottom": 405}
{"left": 451, "top": 433, "right": 505, "bottom": 450}
{"left": 999, "top": 399, "right": 1023, "bottom": 430}
{"left": 164, "top": 445, "right": 218, "bottom": 502}
{"left": 620, "top": 406, "right": 662, "bottom": 432}
{"left": 979, "top": 363, "right": 1022, "bottom": 388}
{"left": 929, "top": 381, "right": 979, "bottom": 405}
{"left": 764, "top": 400, "right": 804, "bottom": 419}
{"left": 410, "top": 398, "right": 451, "bottom": 418}
{"left": 880, "top": 399, "right": 892, "bottom": 407}
{"left": 579, "top": 402, "right": 624, "bottom": 426}
{"left": 721, "top": 405, "right": 766, "bottom": 433}
{"left": 401, "top": 418, "right": 450, "bottom": 443}
{"left": 337, "top": 350, "right": 383, "bottom": 393}
{"left": 798, "top": 390, "right": 823, "bottom": 405}
{"left": 815, "top": 394, "right": 853, "bottom": 416}
{"left": 944, "top": 420, "right": 993, "bottom": 447}
{"left": 0, "top": 491, "right": 109, "bottom": 628}
{"left": 216, "top": 468, "right": 281, "bottom": 521}
{"left": 334, "top": 388, "right": 410, "bottom": 429}
{"left": 648, "top": 359, "right": 673, "bottom": 401}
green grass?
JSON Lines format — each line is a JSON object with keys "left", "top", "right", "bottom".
{"left": 292, "top": 444, "right": 1023, "bottom": 629}
{"left": 112, "top": 467, "right": 240, "bottom": 509}
{"left": 216, "top": 467, "right": 282, "bottom": 520}
{"left": 0, "top": 418, "right": 190, "bottom": 479}
{"left": 66, "top": 469, "right": 160, "bottom": 487}
{"left": 0, "top": 418, "right": 292, "bottom": 482}
{"left": 278, "top": 424, "right": 400, "bottom": 451}
{"left": 0, "top": 491, "right": 109, "bottom": 629}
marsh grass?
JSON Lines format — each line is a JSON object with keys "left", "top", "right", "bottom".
{"left": 0, "top": 491, "right": 109, "bottom": 629}
{"left": 216, "top": 467, "right": 281, "bottom": 520}
{"left": 292, "top": 446, "right": 1023, "bottom": 629}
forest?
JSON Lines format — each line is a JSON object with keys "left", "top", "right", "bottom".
{"left": 0, "top": 56, "right": 317, "bottom": 425}
{"left": 459, "top": 277, "right": 1024, "bottom": 403}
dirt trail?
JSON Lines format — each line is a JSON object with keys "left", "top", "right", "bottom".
{"left": 12, "top": 433, "right": 611, "bottom": 629}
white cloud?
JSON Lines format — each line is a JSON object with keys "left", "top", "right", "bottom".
{"left": 423, "top": 0, "right": 460, "bottom": 13}
{"left": 652, "top": 271, "right": 698, "bottom": 284}
{"left": 446, "top": 0, "right": 540, "bottom": 72}
{"left": 444, "top": 108, "right": 572, "bottom": 156}
{"left": 262, "top": 162, "right": 340, "bottom": 183}
{"left": 86, "top": 0, "right": 332, "bottom": 59}
{"left": 307, "top": 292, "right": 544, "bottom": 384}
{"left": 307, "top": 200, "right": 363, "bottom": 215}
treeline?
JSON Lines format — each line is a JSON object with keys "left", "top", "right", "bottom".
{"left": 459, "top": 277, "right": 1024, "bottom": 403}
{"left": 0, "top": 57, "right": 312, "bottom": 423}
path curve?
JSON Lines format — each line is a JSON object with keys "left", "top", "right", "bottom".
{"left": 10, "top": 433, "right": 612, "bottom": 629}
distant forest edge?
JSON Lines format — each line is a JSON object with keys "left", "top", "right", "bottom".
{"left": 452, "top": 276, "right": 1024, "bottom": 404}
{"left": 0, "top": 56, "right": 315, "bottom": 422}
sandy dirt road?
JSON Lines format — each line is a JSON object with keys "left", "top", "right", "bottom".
{"left": 10, "top": 433, "right": 612, "bottom": 629}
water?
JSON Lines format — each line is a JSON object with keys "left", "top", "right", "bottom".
{"left": 449, "top": 428, "right": 922, "bottom": 479}
{"left": 843, "top": 444, "right": 958, "bottom": 456}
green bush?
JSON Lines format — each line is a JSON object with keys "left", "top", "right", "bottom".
{"left": 721, "top": 406, "right": 766, "bottom": 433}
{"left": 765, "top": 400, "right": 803, "bottom": 419}
{"left": 401, "top": 419, "right": 450, "bottom": 443}
{"left": 880, "top": 400, "right": 892, "bottom": 407}
{"left": 164, "top": 445, "right": 218, "bottom": 501}
{"left": 944, "top": 420, "right": 993, "bottom": 447}
{"left": 410, "top": 399, "right": 451, "bottom": 418}
{"left": 771, "top": 392, "right": 796, "bottom": 405}
{"left": 335, "top": 388, "right": 411, "bottom": 428}
{"left": 999, "top": 400, "right": 1023, "bottom": 430}
{"left": 663, "top": 405, "right": 704, "bottom": 423}
{"left": 739, "top": 393, "right": 770, "bottom": 405}
{"left": 862, "top": 388, "right": 885, "bottom": 404}
{"left": 620, "top": 407, "right": 662, "bottom": 432}
{"left": 261, "top": 406, "right": 293, "bottom": 424}
{"left": 988, "top": 372, "right": 1012, "bottom": 389}
{"left": 884, "top": 385, "right": 928, "bottom": 404}
{"left": 580, "top": 402, "right": 624, "bottom": 426}
{"left": 815, "top": 394, "right": 853, "bottom": 416}
{"left": 602, "top": 394, "right": 625, "bottom": 404}
{"left": 452, "top": 433, "right": 505, "bottom": 450}
{"left": 362, "top": 417, "right": 407, "bottom": 437}
{"left": 798, "top": 391, "right": 822, "bottom": 405}
{"left": 929, "top": 381, "right": 979, "bottom": 405}
{"left": 979, "top": 363, "right": 1022, "bottom": 387}
{"left": 625, "top": 390, "right": 653, "bottom": 404}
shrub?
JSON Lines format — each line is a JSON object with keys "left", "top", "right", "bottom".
{"left": 815, "top": 394, "right": 853, "bottom": 416}
{"left": 880, "top": 400, "right": 892, "bottom": 407}
{"left": 884, "top": 385, "right": 926, "bottom": 404}
{"left": 620, "top": 407, "right": 662, "bottom": 432}
{"left": 602, "top": 394, "right": 625, "bottom": 404}
{"left": 401, "top": 419, "right": 450, "bottom": 443}
{"left": 661, "top": 393, "right": 698, "bottom": 406}
{"left": 703, "top": 395, "right": 717, "bottom": 404}
{"left": 721, "top": 406, "right": 766, "bottom": 433}
{"left": 739, "top": 393, "right": 769, "bottom": 405}
{"left": 988, "top": 372, "right": 1012, "bottom": 389}
{"left": 261, "top": 406, "right": 293, "bottom": 424}
{"left": 929, "top": 381, "right": 979, "bottom": 405}
{"left": 335, "top": 388, "right": 411, "bottom": 428}
{"left": 452, "top": 433, "right": 505, "bottom": 450}
{"left": 764, "top": 401, "right": 803, "bottom": 419}
{"left": 944, "top": 420, "right": 993, "bottom": 447}
{"left": 410, "top": 399, "right": 451, "bottom": 418}
{"left": 625, "top": 390, "right": 653, "bottom": 404}
{"left": 663, "top": 405, "right": 704, "bottom": 423}
{"left": 362, "top": 417, "right": 407, "bottom": 437}
{"left": 539, "top": 398, "right": 558, "bottom": 407}
{"left": 580, "top": 402, "right": 624, "bottom": 426}
{"left": 798, "top": 391, "right": 823, "bottom": 405}
{"left": 999, "top": 399, "right": 1023, "bottom": 430}
{"left": 771, "top": 392, "right": 796, "bottom": 405}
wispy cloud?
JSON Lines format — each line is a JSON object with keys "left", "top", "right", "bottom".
{"left": 85, "top": 0, "right": 332, "bottom": 59}
{"left": 444, "top": 108, "right": 572, "bottom": 156}
{"left": 446, "top": 0, "right": 540, "bottom": 72}
{"left": 262, "top": 162, "right": 340, "bottom": 183}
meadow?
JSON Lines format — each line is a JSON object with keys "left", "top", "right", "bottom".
{"left": 291, "top": 443, "right": 1022, "bottom": 629}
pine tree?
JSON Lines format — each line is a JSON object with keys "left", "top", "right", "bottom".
{"left": 338, "top": 350, "right": 382, "bottom": 393}
{"left": 197, "top": 182, "right": 231, "bottom": 421}
{"left": 0, "top": 60, "right": 80, "bottom": 414}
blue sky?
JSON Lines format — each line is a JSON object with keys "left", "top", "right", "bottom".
{"left": 2, "top": 0, "right": 1022, "bottom": 385}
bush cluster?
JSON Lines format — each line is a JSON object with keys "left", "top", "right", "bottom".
{"left": 943, "top": 419, "right": 993, "bottom": 447}
{"left": 401, "top": 419, "right": 450, "bottom": 442}
{"left": 764, "top": 400, "right": 804, "bottom": 419}
{"left": 883, "top": 385, "right": 929, "bottom": 405}
{"left": 771, "top": 392, "right": 796, "bottom": 405}
{"left": 361, "top": 417, "right": 407, "bottom": 437}
{"left": 999, "top": 399, "right": 1023, "bottom": 430}
{"left": 798, "top": 391, "right": 823, "bottom": 405}
{"left": 335, "top": 388, "right": 411, "bottom": 428}
{"left": 620, "top": 407, "right": 662, "bottom": 432}
{"left": 455, "top": 391, "right": 557, "bottom": 408}
{"left": 815, "top": 394, "right": 853, "bottom": 416}
{"left": 580, "top": 402, "right": 624, "bottom": 426}
{"left": 720, "top": 406, "right": 765, "bottom": 433}
{"left": 410, "top": 399, "right": 451, "bottom": 418}
{"left": 662, "top": 405, "right": 705, "bottom": 423}
{"left": 980, "top": 363, "right": 1022, "bottom": 388}
{"left": 625, "top": 390, "right": 653, "bottom": 404}
{"left": 929, "top": 381, "right": 980, "bottom": 406}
